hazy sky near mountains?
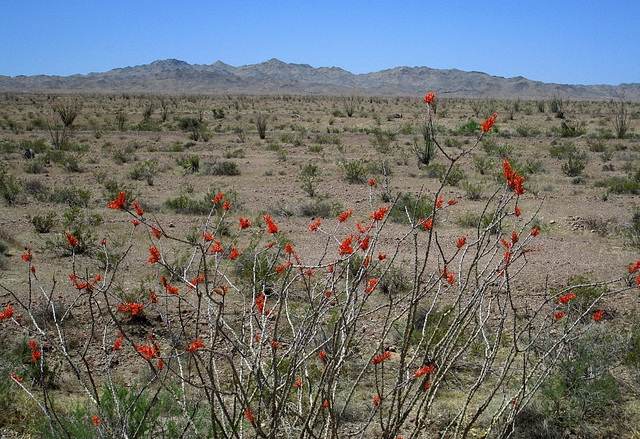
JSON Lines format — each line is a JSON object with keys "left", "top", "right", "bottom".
{"left": 2, "top": 0, "right": 638, "bottom": 85}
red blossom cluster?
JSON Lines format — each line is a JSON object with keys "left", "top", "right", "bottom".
{"left": 187, "top": 339, "right": 205, "bottom": 353}
{"left": 132, "top": 201, "right": 144, "bottom": 216}
{"left": 0, "top": 305, "right": 14, "bottom": 321}
{"left": 148, "top": 246, "right": 161, "bottom": 264}
{"left": 456, "top": 234, "right": 468, "bottom": 248}
{"left": 339, "top": 235, "right": 354, "bottom": 256}
{"left": 557, "top": 293, "right": 576, "bottom": 305}
{"left": 118, "top": 302, "right": 144, "bottom": 316}
{"left": 161, "top": 275, "right": 179, "bottom": 295}
{"left": 503, "top": 159, "right": 525, "bottom": 195}
{"left": 228, "top": 247, "right": 242, "bottom": 260}
{"left": 366, "top": 279, "right": 378, "bottom": 293}
{"left": 372, "top": 351, "right": 392, "bottom": 365}
{"left": 112, "top": 333, "right": 124, "bottom": 351}
{"left": 92, "top": 415, "right": 101, "bottom": 426}
{"left": 135, "top": 335, "right": 160, "bottom": 360}
{"left": 264, "top": 215, "right": 278, "bottom": 233}
{"left": 307, "top": 218, "right": 322, "bottom": 231}
{"left": 107, "top": 191, "right": 126, "bottom": 209}
{"left": 245, "top": 409, "right": 255, "bottom": 423}
{"left": 481, "top": 113, "right": 498, "bottom": 132}
{"left": 255, "top": 292, "right": 269, "bottom": 315}
{"left": 319, "top": 351, "right": 327, "bottom": 365}
{"left": 338, "top": 210, "right": 352, "bottom": 222}
{"left": 424, "top": 93, "right": 435, "bottom": 104}
{"left": 555, "top": 312, "right": 564, "bottom": 320}
{"left": 69, "top": 274, "right": 103, "bottom": 292}
{"left": 65, "top": 232, "right": 78, "bottom": 248}
{"left": 238, "top": 217, "right": 252, "bottom": 229}
{"left": 370, "top": 206, "right": 389, "bottom": 222}
{"left": 210, "top": 241, "right": 224, "bottom": 254}
{"left": 413, "top": 365, "right": 436, "bottom": 378}
{"left": 294, "top": 377, "right": 302, "bottom": 388}
{"left": 593, "top": 310, "right": 604, "bottom": 322}
{"left": 29, "top": 340, "right": 41, "bottom": 362}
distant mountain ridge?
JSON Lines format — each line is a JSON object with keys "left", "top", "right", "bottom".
{"left": 1, "top": 58, "right": 638, "bottom": 100}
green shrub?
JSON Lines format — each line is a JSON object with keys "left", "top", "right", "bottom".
{"left": 29, "top": 211, "right": 57, "bottom": 233}
{"left": 178, "top": 155, "right": 200, "bottom": 173}
{"left": 202, "top": 160, "right": 240, "bottom": 176}
{"left": 0, "top": 164, "right": 23, "bottom": 205}
{"left": 49, "top": 186, "right": 91, "bottom": 207}
{"left": 441, "top": 164, "right": 466, "bottom": 187}
{"left": 561, "top": 151, "right": 589, "bottom": 177}
{"left": 456, "top": 119, "right": 482, "bottom": 135}
{"left": 340, "top": 159, "right": 368, "bottom": 184}
{"left": 549, "top": 140, "right": 577, "bottom": 159}
{"left": 129, "top": 159, "right": 159, "bottom": 185}
{"left": 387, "top": 192, "right": 433, "bottom": 224}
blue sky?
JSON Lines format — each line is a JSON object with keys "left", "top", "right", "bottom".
{"left": 2, "top": 0, "right": 638, "bottom": 85}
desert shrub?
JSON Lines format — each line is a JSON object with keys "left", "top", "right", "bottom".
{"left": 178, "top": 155, "right": 200, "bottom": 173}
{"left": 558, "top": 118, "right": 586, "bottom": 137}
{"left": 129, "top": 159, "right": 159, "bottom": 185}
{"left": 298, "top": 200, "right": 342, "bottom": 218}
{"left": 112, "top": 146, "right": 136, "bottom": 165}
{"left": 461, "top": 181, "right": 483, "bottom": 200}
{"left": 456, "top": 119, "right": 482, "bottom": 135}
{"left": 413, "top": 121, "right": 437, "bottom": 166}
{"left": 255, "top": 111, "right": 268, "bottom": 139}
{"left": 441, "top": 164, "right": 466, "bottom": 187}
{"left": 44, "top": 206, "right": 102, "bottom": 255}
{"left": 299, "top": 163, "right": 321, "bottom": 197}
{"left": 587, "top": 138, "right": 607, "bottom": 152}
{"left": 548, "top": 140, "right": 577, "bottom": 159}
{"left": 340, "top": 159, "right": 368, "bottom": 183}
{"left": 224, "top": 148, "right": 246, "bottom": 159}
{"left": 0, "top": 164, "right": 23, "bottom": 205}
{"left": 165, "top": 187, "right": 237, "bottom": 215}
{"left": 387, "top": 192, "right": 433, "bottom": 224}
{"left": 22, "top": 179, "right": 50, "bottom": 202}
{"left": 49, "top": 186, "right": 91, "bottom": 207}
{"left": 29, "top": 211, "right": 57, "bottom": 233}
{"left": 560, "top": 150, "right": 589, "bottom": 177}
{"left": 24, "top": 159, "right": 46, "bottom": 174}
{"left": 202, "top": 160, "right": 240, "bottom": 176}
{"left": 595, "top": 176, "right": 640, "bottom": 194}
{"left": 515, "top": 124, "right": 541, "bottom": 137}
{"left": 103, "top": 181, "right": 135, "bottom": 207}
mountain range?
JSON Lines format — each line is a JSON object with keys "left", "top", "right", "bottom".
{"left": 1, "top": 58, "right": 638, "bottom": 100}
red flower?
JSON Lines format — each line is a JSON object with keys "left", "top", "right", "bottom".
{"left": 503, "top": 159, "right": 525, "bottom": 195}
{"left": 157, "top": 359, "right": 163, "bottom": 370}
{"left": 92, "top": 415, "right": 101, "bottom": 426}
{"left": 132, "top": 201, "right": 144, "bottom": 216}
{"left": 202, "top": 232, "right": 214, "bottom": 241}
{"left": 308, "top": 218, "right": 322, "bottom": 231}
{"left": 285, "top": 243, "right": 294, "bottom": 254}
{"left": 356, "top": 221, "right": 372, "bottom": 233}
{"left": 593, "top": 310, "right": 604, "bottom": 322}
{"left": 211, "top": 192, "right": 225, "bottom": 204}
{"left": 457, "top": 234, "right": 468, "bottom": 248}
{"left": 107, "top": 191, "right": 126, "bottom": 209}
{"left": 10, "top": 374, "right": 23, "bottom": 383}
{"left": 555, "top": 312, "right": 564, "bottom": 321}
{"left": 338, "top": 210, "right": 353, "bottom": 222}
{"left": 359, "top": 234, "right": 370, "bottom": 251}
{"left": 424, "top": 93, "right": 435, "bottom": 104}
{"left": 65, "top": 232, "right": 78, "bottom": 247}
{"left": 366, "top": 279, "right": 378, "bottom": 293}
{"left": 112, "top": 333, "right": 124, "bottom": 351}
{"left": 413, "top": 365, "right": 436, "bottom": 378}
{"left": 135, "top": 342, "right": 159, "bottom": 360}
{"left": 213, "top": 285, "right": 227, "bottom": 296}
{"left": 29, "top": 340, "right": 41, "bottom": 362}
{"left": 511, "top": 232, "right": 518, "bottom": 244}
{"left": 557, "top": 293, "right": 575, "bottom": 305}
{"left": 228, "top": 247, "right": 241, "bottom": 260}
{"left": 530, "top": 227, "right": 539, "bottom": 237}
{"left": 514, "top": 206, "right": 521, "bottom": 217}
{"left": 447, "top": 272, "right": 455, "bottom": 284}
{"left": 264, "top": 215, "right": 278, "bottom": 233}
{"left": 325, "top": 290, "right": 333, "bottom": 298}
{"left": 319, "top": 351, "right": 327, "bottom": 365}
{"left": 187, "top": 339, "right": 205, "bottom": 353}
{"left": 373, "top": 395, "right": 381, "bottom": 407}
{"left": 629, "top": 260, "right": 640, "bottom": 273}
{"left": 21, "top": 247, "right": 32, "bottom": 262}
{"left": 148, "top": 246, "right": 161, "bottom": 264}
{"left": 239, "top": 217, "right": 252, "bottom": 229}
{"left": 378, "top": 253, "right": 387, "bottom": 260}
{"left": 421, "top": 218, "right": 433, "bottom": 230}
{"left": 271, "top": 341, "right": 280, "bottom": 349}
{"left": 368, "top": 178, "right": 376, "bottom": 187}
{"left": 118, "top": 302, "right": 144, "bottom": 316}
{"left": 132, "top": 219, "right": 140, "bottom": 227}
{"left": 295, "top": 377, "right": 302, "bottom": 388}
{"left": 210, "top": 241, "right": 224, "bottom": 253}
{"left": 255, "top": 292, "right": 269, "bottom": 315}
{"left": 0, "top": 305, "right": 13, "bottom": 321}
{"left": 370, "top": 206, "right": 389, "bottom": 222}
{"left": 372, "top": 351, "right": 392, "bottom": 365}
{"left": 423, "top": 381, "right": 432, "bottom": 392}
{"left": 339, "top": 236, "right": 354, "bottom": 256}
{"left": 447, "top": 199, "right": 458, "bottom": 206}
{"left": 151, "top": 226, "right": 162, "bottom": 239}
{"left": 245, "top": 409, "right": 255, "bottom": 423}
{"left": 481, "top": 113, "right": 497, "bottom": 132}
{"left": 222, "top": 200, "right": 231, "bottom": 210}
{"left": 436, "top": 197, "right": 443, "bottom": 208}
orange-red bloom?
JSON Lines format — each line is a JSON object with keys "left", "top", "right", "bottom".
{"left": 511, "top": 232, "right": 518, "bottom": 244}
{"left": 264, "top": 215, "right": 278, "bottom": 233}
{"left": 436, "top": 197, "right": 443, "bottom": 208}
{"left": 0, "top": 305, "right": 13, "bottom": 321}
{"left": 211, "top": 192, "right": 225, "bottom": 204}
{"left": 308, "top": 218, "right": 322, "bottom": 232}
{"left": 271, "top": 341, "right": 280, "bottom": 349}
{"left": 112, "top": 333, "right": 124, "bottom": 351}
{"left": 413, "top": 365, "right": 436, "bottom": 378}
{"left": 148, "top": 246, "right": 161, "bottom": 264}
{"left": 514, "top": 206, "right": 521, "bottom": 217}
{"left": 21, "top": 247, "right": 32, "bottom": 262}
{"left": 339, "top": 236, "right": 354, "bottom": 256}
{"left": 245, "top": 409, "right": 255, "bottom": 423}
{"left": 373, "top": 395, "right": 381, "bottom": 407}
{"left": 370, "top": 206, "right": 389, "bottom": 222}
{"left": 92, "top": 415, "right": 101, "bottom": 426}
{"left": 10, "top": 373, "right": 23, "bottom": 383}
{"left": 369, "top": 178, "right": 376, "bottom": 187}
{"left": 557, "top": 293, "right": 575, "bottom": 305}
{"left": 132, "top": 219, "right": 140, "bottom": 227}
{"left": 187, "top": 338, "right": 205, "bottom": 353}
{"left": 295, "top": 377, "right": 302, "bottom": 388}
{"left": 151, "top": 226, "right": 162, "bottom": 239}
{"left": 65, "top": 232, "right": 78, "bottom": 247}
{"left": 228, "top": 247, "right": 241, "bottom": 260}
{"left": 338, "top": 210, "right": 353, "bottom": 222}
{"left": 210, "top": 241, "right": 224, "bottom": 253}
{"left": 629, "top": 260, "right": 640, "bottom": 273}
{"left": 530, "top": 227, "right": 539, "bottom": 237}
{"left": 29, "top": 340, "right": 41, "bottom": 362}
{"left": 421, "top": 218, "right": 433, "bottom": 230}
{"left": 239, "top": 217, "right": 252, "bottom": 229}
{"left": 378, "top": 253, "right": 387, "bottom": 260}
{"left": 555, "top": 312, "right": 564, "bottom": 320}
{"left": 107, "top": 191, "right": 126, "bottom": 209}
{"left": 424, "top": 93, "right": 435, "bottom": 104}
{"left": 593, "top": 310, "right": 604, "bottom": 322}
{"left": 481, "top": 113, "right": 497, "bottom": 132}
{"left": 319, "top": 350, "right": 327, "bottom": 365}
{"left": 372, "top": 351, "right": 392, "bottom": 365}
{"left": 457, "top": 234, "right": 468, "bottom": 248}
{"left": 118, "top": 302, "right": 144, "bottom": 316}
{"left": 503, "top": 159, "right": 525, "bottom": 195}
{"left": 447, "top": 199, "right": 458, "bottom": 206}
{"left": 202, "top": 231, "right": 214, "bottom": 241}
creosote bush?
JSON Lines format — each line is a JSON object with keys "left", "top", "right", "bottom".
{"left": 1, "top": 93, "right": 639, "bottom": 439}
